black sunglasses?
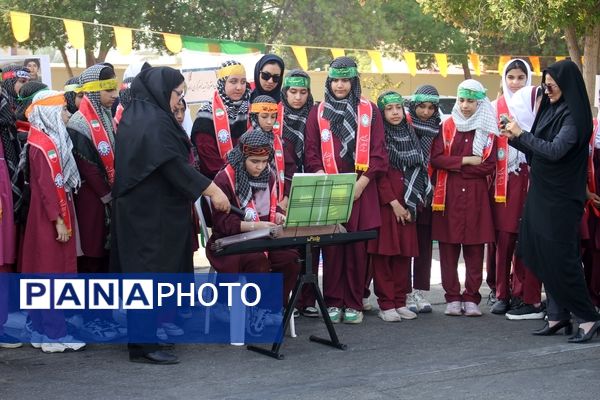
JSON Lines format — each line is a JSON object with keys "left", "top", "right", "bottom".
{"left": 541, "top": 82, "right": 558, "bottom": 94}
{"left": 260, "top": 71, "right": 281, "bottom": 83}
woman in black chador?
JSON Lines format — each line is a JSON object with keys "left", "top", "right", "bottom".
{"left": 503, "top": 60, "right": 600, "bottom": 343}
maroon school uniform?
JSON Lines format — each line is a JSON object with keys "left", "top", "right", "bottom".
{"left": 583, "top": 151, "right": 600, "bottom": 307}
{"left": 368, "top": 167, "right": 419, "bottom": 310}
{"left": 206, "top": 171, "right": 300, "bottom": 305}
{"left": 304, "top": 102, "right": 387, "bottom": 310}
{"left": 282, "top": 136, "right": 299, "bottom": 198}
{"left": 431, "top": 128, "right": 496, "bottom": 304}
{"left": 21, "top": 146, "right": 77, "bottom": 340}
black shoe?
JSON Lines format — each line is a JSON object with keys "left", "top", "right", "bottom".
{"left": 487, "top": 290, "right": 497, "bottom": 306}
{"left": 300, "top": 306, "right": 319, "bottom": 318}
{"left": 568, "top": 321, "right": 600, "bottom": 343}
{"left": 509, "top": 296, "right": 524, "bottom": 310}
{"left": 129, "top": 351, "right": 179, "bottom": 364}
{"left": 506, "top": 303, "right": 545, "bottom": 320}
{"left": 491, "top": 299, "right": 510, "bottom": 314}
{"left": 532, "top": 320, "right": 573, "bottom": 336}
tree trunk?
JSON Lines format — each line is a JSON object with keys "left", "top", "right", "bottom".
{"left": 59, "top": 47, "right": 74, "bottom": 77}
{"left": 85, "top": 50, "right": 97, "bottom": 68}
{"left": 461, "top": 58, "right": 472, "bottom": 80}
{"left": 583, "top": 23, "right": 600, "bottom": 114}
{"left": 564, "top": 25, "right": 582, "bottom": 70}
{"left": 95, "top": 41, "right": 111, "bottom": 65}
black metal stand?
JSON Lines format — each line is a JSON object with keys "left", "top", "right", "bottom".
{"left": 247, "top": 241, "right": 347, "bottom": 359}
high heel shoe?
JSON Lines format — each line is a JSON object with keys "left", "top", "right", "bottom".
{"left": 532, "top": 319, "right": 573, "bottom": 336}
{"left": 567, "top": 320, "right": 600, "bottom": 343}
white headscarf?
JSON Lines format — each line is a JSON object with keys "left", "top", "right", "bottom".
{"left": 28, "top": 90, "right": 81, "bottom": 192}
{"left": 502, "top": 58, "right": 532, "bottom": 113}
{"left": 507, "top": 85, "right": 540, "bottom": 172}
{"left": 452, "top": 79, "right": 499, "bottom": 157}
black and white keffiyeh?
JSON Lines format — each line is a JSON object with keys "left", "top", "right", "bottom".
{"left": 408, "top": 85, "right": 441, "bottom": 167}
{"left": 282, "top": 69, "right": 314, "bottom": 165}
{"left": 323, "top": 57, "right": 361, "bottom": 163}
{"left": 379, "top": 91, "right": 430, "bottom": 218}
{"left": 64, "top": 76, "right": 80, "bottom": 114}
{"left": 197, "top": 60, "right": 251, "bottom": 124}
{"left": 226, "top": 128, "right": 274, "bottom": 208}
{"left": 249, "top": 95, "right": 277, "bottom": 130}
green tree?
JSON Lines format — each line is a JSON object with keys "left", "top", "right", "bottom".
{"left": 417, "top": 0, "right": 599, "bottom": 110}
{"left": 0, "top": 0, "right": 151, "bottom": 71}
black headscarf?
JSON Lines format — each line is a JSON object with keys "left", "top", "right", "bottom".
{"left": 119, "top": 76, "right": 135, "bottom": 109}
{"left": 112, "top": 67, "right": 189, "bottom": 197}
{"left": 323, "top": 57, "right": 361, "bottom": 164}
{"left": 64, "top": 76, "right": 80, "bottom": 114}
{"left": 531, "top": 60, "right": 593, "bottom": 145}
{"left": 15, "top": 81, "right": 48, "bottom": 121}
{"left": 281, "top": 69, "right": 314, "bottom": 164}
{"left": 250, "top": 54, "right": 285, "bottom": 103}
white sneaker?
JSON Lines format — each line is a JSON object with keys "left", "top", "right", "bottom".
{"left": 406, "top": 293, "right": 418, "bottom": 313}
{"left": 362, "top": 298, "right": 373, "bottom": 311}
{"left": 444, "top": 301, "right": 462, "bottom": 316}
{"left": 30, "top": 331, "right": 44, "bottom": 349}
{"left": 396, "top": 307, "right": 418, "bottom": 320}
{"left": 413, "top": 290, "right": 432, "bottom": 313}
{"left": 156, "top": 328, "right": 169, "bottom": 341}
{"left": 463, "top": 301, "right": 482, "bottom": 317}
{"left": 378, "top": 308, "right": 401, "bottom": 322}
{"left": 161, "top": 323, "right": 184, "bottom": 336}
{"left": 41, "top": 335, "right": 86, "bottom": 353}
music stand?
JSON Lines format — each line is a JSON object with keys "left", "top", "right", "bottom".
{"left": 247, "top": 173, "right": 360, "bottom": 359}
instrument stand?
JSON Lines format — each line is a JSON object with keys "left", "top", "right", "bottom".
{"left": 247, "top": 241, "right": 347, "bottom": 359}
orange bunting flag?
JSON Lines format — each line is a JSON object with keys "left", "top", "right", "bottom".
{"left": 529, "top": 56, "right": 541, "bottom": 76}
{"left": 113, "top": 26, "right": 132, "bottom": 55}
{"left": 404, "top": 52, "right": 417, "bottom": 76}
{"left": 435, "top": 53, "right": 448, "bottom": 77}
{"left": 498, "top": 55, "right": 511, "bottom": 76}
{"left": 63, "top": 19, "right": 85, "bottom": 50}
{"left": 368, "top": 50, "right": 384, "bottom": 73}
{"left": 163, "top": 33, "right": 182, "bottom": 54}
{"left": 10, "top": 11, "right": 30, "bottom": 42}
{"left": 291, "top": 46, "right": 308, "bottom": 70}
{"left": 331, "top": 48, "right": 345, "bottom": 59}
{"left": 469, "top": 53, "right": 481, "bottom": 76}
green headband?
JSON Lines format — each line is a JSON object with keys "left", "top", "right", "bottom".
{"left": 377, "top": 93, "right": 404, "bottom": 109}
{"left": 283, "top": 76, "right": 310, "bottom": 88}
{"left": 412, "top": 93, "right": 439, "bottom": 104}
{"left": 64, "top": 83, "right": 81, "bottom": 92}
{"left": 17, "top": 89, "right": 50, "bottom": 102}
{"left": 457, "top": 87, "right": 486, "bottom": 100}
{"left": 328, "top": 66, "right": 358, "bottom": 79}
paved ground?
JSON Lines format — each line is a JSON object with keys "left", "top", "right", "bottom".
{"left": 1, "top": 246, "right": 599, "bottom": 400}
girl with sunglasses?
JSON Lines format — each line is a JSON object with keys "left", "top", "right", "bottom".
{"left": 250, "top": 54, "right": 285, "bottom": 103}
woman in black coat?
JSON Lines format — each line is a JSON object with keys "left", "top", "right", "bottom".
{"left": 503, "top": 60, "right": 600, "bottom": 343}
{"left": 111, "top": 66, "right": 229, "bottom": 364}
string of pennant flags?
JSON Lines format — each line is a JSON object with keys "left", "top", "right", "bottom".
{"left": 6, "top": 10, "right": 572, "bottom": 77}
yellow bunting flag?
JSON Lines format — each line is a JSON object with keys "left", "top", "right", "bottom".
{"left": 113, "top": 26, "right": 132, "bottom": 55}
{"left": 163, "top": 33, "right": 182, "bottom": 54}
{"left": 529, "top": 56, "right": 541, "bottom": 76}
{"left": 368, "top": 50, "right": 384, "bottom": 73}
{"left": 498, "top": 55, "right": 511, "bottom": 76}
{"left": 555, "top": 56, "right": 566, "bottom": 62}
{"left": 291, "top": 46, "right": 308, "bottom": 70}
{"left": 404, "top": 52, "right": 417, "bottom": 76}
{"left": 435, "top": 53, "right": 448, "bottom": 77}
{"left": 331, "top": 48, "right": 345, "bottom": 59}
{"left": 469, "top": 53, "right": 481, "bottom": 76}
{"left": 63, "top": 19, "right": 84, "bottom": 49}
{"left": 10, "top": 11, "right": 30, "bottom": 42}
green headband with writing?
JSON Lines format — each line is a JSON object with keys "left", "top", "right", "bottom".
{"left": 328, "top": 66, "right": 358, "bottom": 79}
{"left": 412, "top": 93, "right": 439, "bottom": 104}
{"left": 457, "top": 87, "right": 486, "bottom": 100}
{"left": 283, "top": 76, "right": 310, "bottom": 88}
{"left": 377, "top": 93, "right": 404, "bottom": 109}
